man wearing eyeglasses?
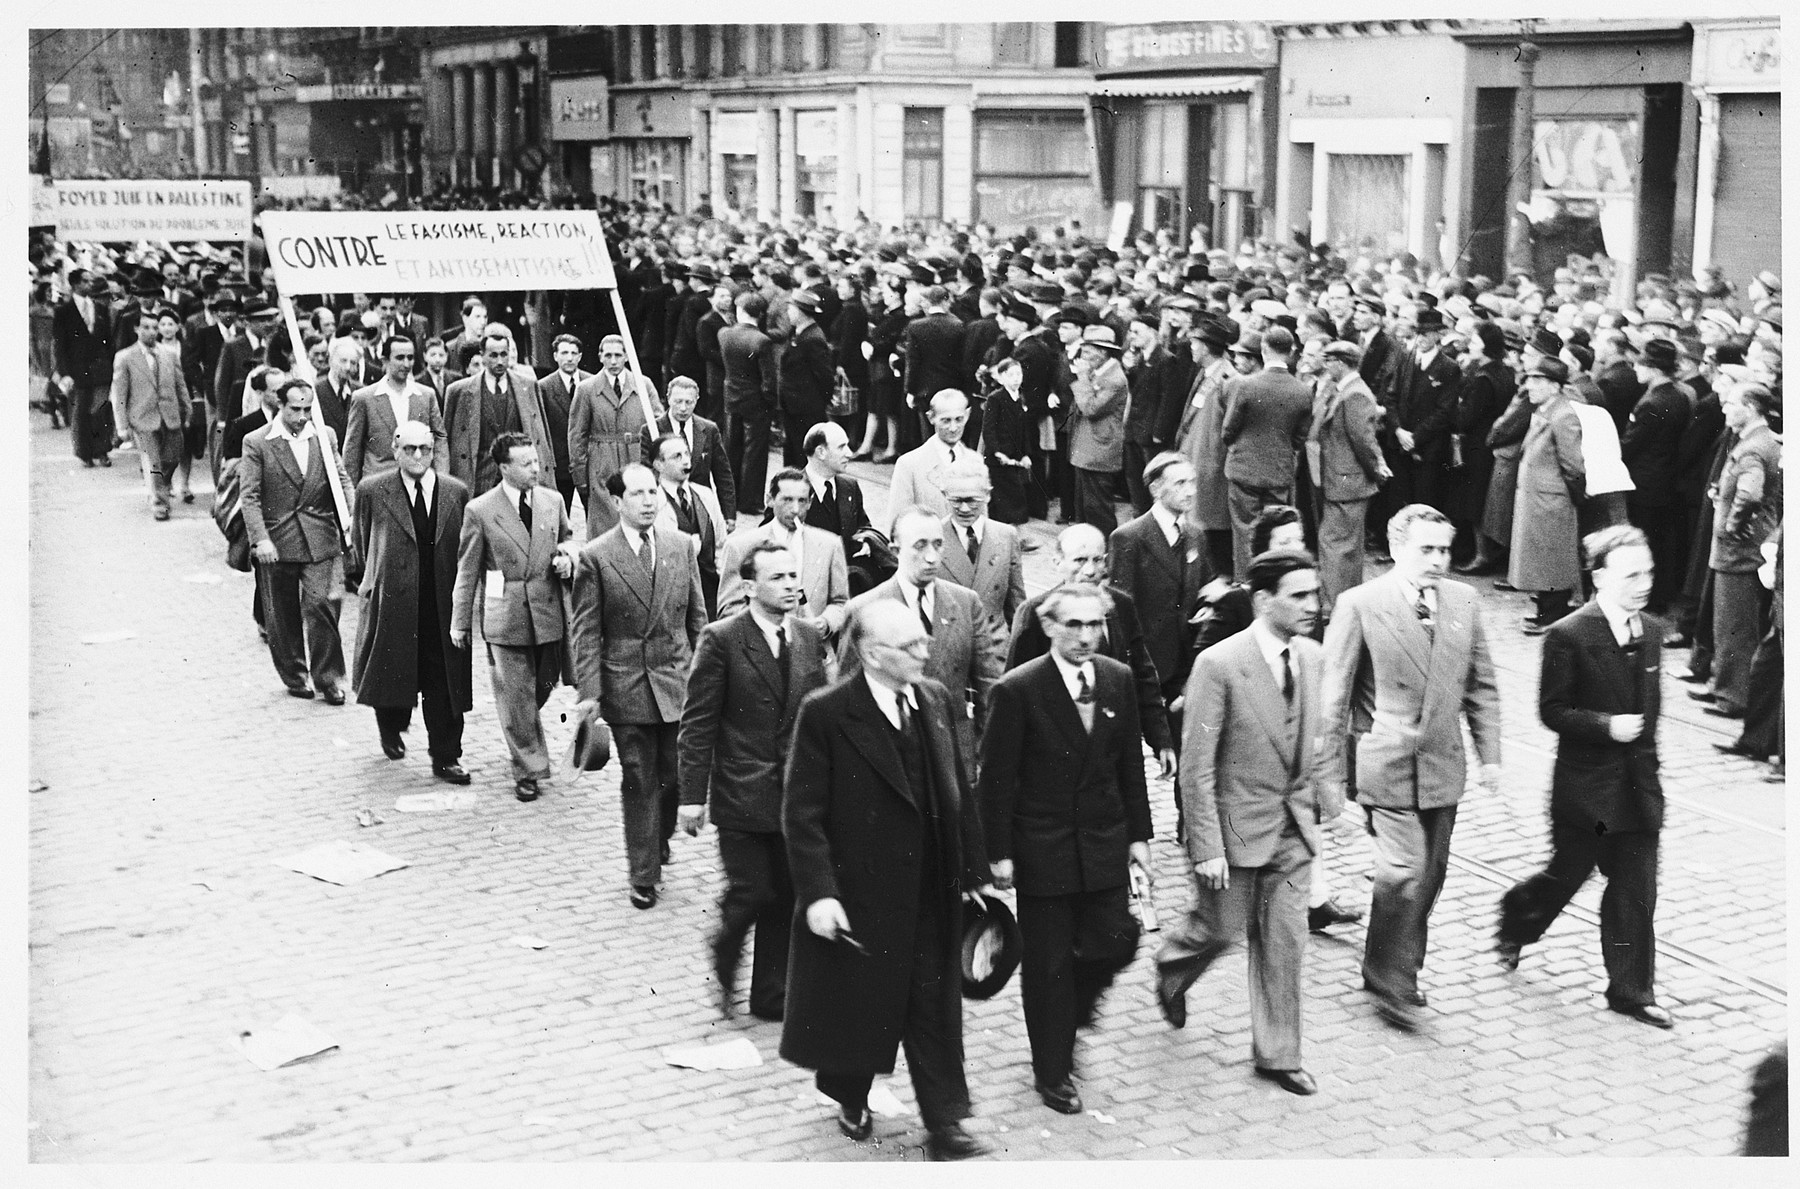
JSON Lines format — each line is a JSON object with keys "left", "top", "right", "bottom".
{"left": 351, "top": 420, "right": 472, "bottom": 783}
{"left": 343, "top": 336, "right": 447, "bottom": 488}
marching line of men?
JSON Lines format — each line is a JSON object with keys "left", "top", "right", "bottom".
{"left": 233, "top": 336, "right": 1678, "bottom": 1155}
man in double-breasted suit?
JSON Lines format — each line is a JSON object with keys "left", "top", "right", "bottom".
{"left": 449, "top": 433, "right": 575, "bottom": 801}
{"left": 240, "top": 380, "right": 354, "bottom": 701}
{"left": 980, "top": 583, "right": 1152, "bottom": 1115}
{"left": 938, "top": 466, "right": 1027, "bottom": 629}
{"left": 1307, "top": 341, "right": 1390, "bottom": 614}
{"left": 343, "top": 337, "right": 447, "bottom": 488}
{"left": 53, "top": 269, "right": 117, "bottom": 465}
{"left": 1497, "top": 526, "right": 1673, "bottom": 1029}
{"left": 1155, "top": 550, "right": 1330, "bottom": 1096}
{"left": 571, "top": 463, "right": 708, "bottom": 908}
{"left": 1108, "top": 454, "right": 1209, "bottom": 714}
{"left": 718, "top": 469, "right": 849, "bottom": 635}
{"left": 678, "top": 540, "right": 832, "bottom": 1021}
{"left": 779, "top": 601, "right": 993, "bottom": 1161}
{"left": 640, "top": 375, "right": 736, "bottom": 521}
{"left": 1221, "top": 326, "right": 1314, "bottom": 579}
{"left": 109, "top": 310, "right": 191, "bottom": 519}
{"left": 352, "top": 421, "right": 473, "bottom": 783}
{"left": 443, "top": 325, "right": 555, "bottom": 498}
{"left": 1319, "top": 504, "right": 1502, "bottom": 1029}
{"left": 570, "top": 335, "right": 664, "bottom": 537}
{"left": 534, "top": 333, "right": 590, "bottom": 511}
{"left": 841, "top": 507, "right": 1006, "bottom": 773}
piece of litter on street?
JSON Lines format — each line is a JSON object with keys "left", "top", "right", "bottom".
{"left": 1087, "top": 1109, "right": 1118, "bottom": 1125}
{"left": 662, "top": 1036, "right": 763, "bottom": 1071}
{"left": 394, "top": 791, "right": 480, "bottom": 813}
{"left": 193, "top": 880, "right": 217, "bottom": 892}
{"left": 333, "top": 737, "right": 351, "bottom": 748}
{"left": 1040, "top": 1129, "right": 1051, "bottom": 1138}
{"left": 522, "top": 1114, "right": 561, "bottom": 1128}
{"left": 235, "top": 1014, "right": 338, "bottom": 1070}
{"left": 184, "top": 573, "right": 225, "bottom": 585}
{"left": 510, "top": 935, "right": 549, "bottom": 950}
{"left": 354, "top": 808, "right": 383, "bottom": 828}
{"left": 29, "top": 779, "right": 48, "bottom": 793}
{"left": 866, "top": 1082, "right": 905, "bottom": 1117}
{"left": 79, "top": 630, "right": 137, "bottom": 644}
{"left": 274, "top": 840, "right": 409, "bottom": 886}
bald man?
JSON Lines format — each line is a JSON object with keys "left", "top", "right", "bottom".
{"left": 886, "top": 390, "right": 974, "bottom": 535}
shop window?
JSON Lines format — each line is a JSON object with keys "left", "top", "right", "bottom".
{"left": 903, "top": 107, "right": 944, "bottom": 222}
{"left": 995, "top": 24, "right": 1034, "bottom": 66}
{"left": 615, "top": 30, "right": 634, "bottom": 83}
{"left": 974, "top": 109, "right": 1099, "bottom": 233}
{"left": 724, "top": 154, "right": 757, "bottom": 214}
{"left": 1327, "top": 153, "right": 1410, "bottom": 258}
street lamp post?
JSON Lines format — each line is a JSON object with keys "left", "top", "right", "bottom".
{"left": 1502, "top": 26, "right": 1541, "bottom": 283}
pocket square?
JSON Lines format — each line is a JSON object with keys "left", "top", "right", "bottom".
{"left": 1102, "top": 707, "right": 1116, "bottom": 719}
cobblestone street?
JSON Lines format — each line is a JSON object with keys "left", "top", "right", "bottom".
{"left": 27, "top": 415, "right": 1787, "bottom": 1165}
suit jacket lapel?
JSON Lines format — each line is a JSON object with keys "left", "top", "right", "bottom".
{"left": 384, "top": 473, "right": 416, "bottom": 541}
{"left": 273, "top": 431, "right": 305, "bottom": 486}
{"left": 607, "top": 529, "right": 653, "bottom": 608}
{"left": 844, "top": 679, "right": 916, "bottom": 809}
{"left": 734, "top": 612, "right": 786, "bottom": 703}
{"left": 1235, "top": 636, "right": 1298, "bottom": 761}
{"left": 495, "top": 488, "right": 532, "bottom": 553}
{"left": 1379, "top": 577, "right": 1435, "bottom": 678}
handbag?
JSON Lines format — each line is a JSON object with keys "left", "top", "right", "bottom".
{"left": 830, "top": 367, "right": 859, "bottom": 418}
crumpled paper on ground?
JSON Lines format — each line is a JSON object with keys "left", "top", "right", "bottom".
{"left": 393, "top": 791, "right": 480, "bottom": 813}
{"left": 663, "top": 1036, "right": 763, "bottom": 1071}
{"left": 236, "top": 1013, "right": 338, "bottom": 1070}
{"left": 274, "top": 840, "right": 409, "bottom": 885}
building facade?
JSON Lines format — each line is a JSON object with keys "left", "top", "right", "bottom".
{"left": 1688, "top": 16, "right": 1780, "bottom": 292}
{"left": 30, "top": 28, "right": 195, "bottom": 179}
{"left": 420, "top": 28, "right": 552, "bottom": 194}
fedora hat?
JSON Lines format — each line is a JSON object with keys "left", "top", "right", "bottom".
{"left": 557, "top": 705, "right": 612, "bottom": 781}
{"left": 788, "top": 288, "right": 821, "bottom": 315}
{"left": 1195, "top": 312, "right": 1239, "bottom": 351}
{"left": 686, "top": 261, "right": 718, "bottom": 285}
{"left": 960, "top": 894, "right": 1023, "bottom": 1000}
{"left": 1640, "top": 337, "right": 1680, "bottom": 373}
{"left": 1079, "top": 324, "right": 1122, "bottom": 352}
{"left": 1413, "top": 307, "right": 1446, "bottom": 332}
{"left": 241, "top": 295, "right": 279, "bottom": 319}
{"left": 1523, "top": 357, "right": 1570, "bottom": 384}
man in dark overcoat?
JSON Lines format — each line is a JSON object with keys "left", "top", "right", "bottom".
{"left": 780, "top": 600, "right": 993, "bottom": 1162}
{"left": 351, "top": 420, "right": 473, "bottom": 783}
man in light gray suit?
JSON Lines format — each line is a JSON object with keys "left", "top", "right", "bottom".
{"left": 109, "top": 309, "right": 190, "bottom": 520}
{"left": 1155, "top": 549, "right": 1330, "bottom": 1096}
{"left": 937, "top": 465, "right": 1027, "bottom": 629}
{"left": 1306, "top": 340, "right": 1390, "bottom": 615}
{"left": 449, "top": 434, "right": 575, "bottom": 802}
{"left": 884, "top": 389, "right": 973, "bottom": 535}
{"left": 841, "top": 506, "right": 1006, "bottom": 771}
{"left": 717, "top": 468, "right": 850, "bottom": 636}
{"left": 343, "top": 336, "right": 447, "bottom": 488}
{"left": 1319, "top": 504, "right": 1502, "bottom": 1029}
{"left": 571, "top": 462, "right": 709, "bottom": 909}
{"left": 240, "top": 379, "right": 354, "bottom": 701}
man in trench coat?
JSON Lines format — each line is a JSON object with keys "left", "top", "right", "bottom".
{"left": 780, "top": 600, "right": 994, "bottom": 1162}
{"left": 1509, "top": 359, "right": 1588, "bottom": 633}
{"left": 351, "top": 420, "right": 472, "bottom": 781}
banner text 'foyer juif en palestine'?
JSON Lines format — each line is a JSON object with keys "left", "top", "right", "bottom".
{"left": 258, "top": 210, "right": 618, "bottom": 294}
{"left": 52, "top": 179, "right": 255, "bottom": 242}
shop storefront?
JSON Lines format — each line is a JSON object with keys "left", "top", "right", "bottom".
{"left": 602, "top": 87, "right": 693, "bottom": 211}
{"left": 1690, "top": 18, "right": 1780, "bottom": 292}
{"left": 1091, "top": 21, "right": 1277, "bottom": 251}
{"left": 548, "top": 74, "right": 608, "bottom": 196}
{"left": 710, "top": 108, "right": 761, "bottom": 217}
{"left": 973, "top": 107, "right": 1102, "bottom": 235}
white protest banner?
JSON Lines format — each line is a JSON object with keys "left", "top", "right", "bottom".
{"left": 29, "top": 176, "right": 57, "bottom": 228}
{"left": 54, "top": 179, "right": 254, "bottom": 241}
{"left": 258, "top": 209, "right": 617, "bottom": 295}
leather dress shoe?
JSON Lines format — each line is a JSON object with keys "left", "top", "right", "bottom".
{"left": 1036, "top": 1076, "right": 1083, "bottom": 1115}
{"left": 1608, "top": 1001, "right": 1674, "bottom": 1030}
{"left": 380, "top": 731, "right": 406, "bottom": 760}
{"left": 837, "top": 1106, "right": 873, "bottom": 1141}
{"left": 1764, "top": 764, "right": 1786, "bottom": 784}
{"left": 321, "top": 686, "right": 346, "bottom": 706}
{"left": 1255, "top": 1067, "right": 1318, "bottom": 1096}
{"left": 286, "top": 685, "right": 315, "bottom": 700}
{"left": 1703, "top": 704, "right": 1745, "bottom": 719}
{"left": 1495, "top": 941, "right": 1523, "bottom": 972}
{"left": 1714, "top": 741, "right": 1766, "bottom": 760}
{"left": 1155, "top": 975, "right": 1188, "bottom": 1029}
{"left": 515, "top": 777, "right": 540, "bottom": 803}
{"left": 1365, "top": 984, "right": 1419, "bottom": 1031}
{"left": 433, "top": 763, "right": 471, "bottom": 785}
{"left": 1308, "top": 898, "right": 1364, "bottom": 933}
{"left": 1366, "top": 980, "right": 1425, "bottom": 1008}
{"left": 1687, "top": 688, "right": 1717, "bottom": 703}
{"left": 629, "top": 885, "right": 657, "bottom": 910}
{"left": 925, "top": 1122, "right": 989, "bottom": 1161}
{"left": 181, "top": 490, "right": 195, "bottom": 504}
{"left": 749, "top": 1004, "right": 784, "bottom": 1023}
{"left": 153, "top": 508, "right": 171, "bottom": 521}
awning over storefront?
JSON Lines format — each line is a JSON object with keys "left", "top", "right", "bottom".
{"left": 1091, "top": 74, "right": 1260, "bottom": 100}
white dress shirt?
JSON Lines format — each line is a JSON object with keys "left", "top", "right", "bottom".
{"left": 402, "top": 468, "right": 436, "bottom": 515}
{"left": 265, "top": 416, "right": 316, "bottom": 472}
{"left": 1248, "top": 618, "right": 1296, "bottom": 693}
{"left": 864, "top": 674, "right": 918, "bottom": 731}
{"left": 898, "top": 577, "right": 935, "bottom": 624}
{"left": 1150, "top": 501, "right": 1182, "bottom": 550}
{"left": 499, "top": 478, "right": 531, "bottom": 526}
{"left": 382, "top": 376, "right": 413, "bottom": 431}
{"left": 766, "top": 519, "right": 805, "bottom": 575}
{"left": 1594, "top": 598, "right": 1644, "bottom": 647}
{"left": 1049, "top": 651, "right": 1096, "bottom": 702}
{"left": 748, "top": 604, "right": 789, "bottom": 657}
{"left": 1396, "top": 577, "right": 1439, "bottom": 621}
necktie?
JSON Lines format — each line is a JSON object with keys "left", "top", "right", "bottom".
{"left": 896, "top": 690, "right": 914, "bottom": 735}
{"left": 639, "top": 530, "right": 655, "bottom": 571}
{"left": 413, "top": 480, "right": 427, "bottom": 521}
{"left": 1626, "top": 616, "right": 1642, "bottom": 644}
{"left": 1280, "top": 646, "right": 1295, "bottom": 705}
{"left": 678, "top": 485, "right": 695, "bottom": 526}
{"left": 518, "top": 491, "right": 533, "bottom": 537}
{"left": 965, "top": 526, "right": 979, "bottom": 562}
{"left": 1075, "top": 667, "right": 1095, "bottom": 731}
{"left": 1414, "top": 592, "right": 1434, "bottom": 637}
{"left": 947, "top": 444, "right": 957, "bottom": 466}
{"left": 822, "top": 479, "right": 835, "bottom": 510}
{"left": 775, "top": 624, "right": 791, "bottom": 695}
{"left": 917, "top": 584, "right": 933, "bottom": 636}
{"left": 148, "top": 345, "right": 160, "bottom": 392}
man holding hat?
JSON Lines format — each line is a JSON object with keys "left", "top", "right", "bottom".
{"left": 1068, "top": 325, "right": 1129, "bottom": 535}
{"left": 980, "top": 582, "right": 1152, "bottom": 1116}
{"left": 1308, "top": 340, "right": 1389, "bottom": 612}
{"left": 1510, "top": 357, "right": 1587, "bottom": 633}
{"left": 1380, "top": 305, "right": 1462, "bottom": 520}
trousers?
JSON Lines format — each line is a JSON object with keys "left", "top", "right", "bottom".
{"left": 373, "top": 635, "right": 464, "bottom": 763}
{"left": 728, "top": 404, "right": 771, "bottom": 516}
{"left": 485, "top": 640, "right": 561, "bottom": 780}
{"left": 714, "top": 827, "right": 793, "bottom": 1019}
{"left": 1156, "top": 824, "right": 1311, "bottom": 1070}
{"left": 1498, "top": 819, "right": 1659, "bottom": 1007}
{"left": 1362, "top": 804, "right": 1458, "bottom": 1002}
{"left": 134, "top": 425, "right": 186, "bottom": 513}
{"left": 1316, "top": 497, "right": 1370, "bottom": 614}
{"left": 613, "top": 721, "right": 681, "bottom": 887}
{"left": 260, "top": 556, "right": 345, "bottom": 693}
{"left": 1017, "top": 885, "right": 1139, "bottom": 1084}
{"left": 1072, "top": 467, "right": 1121, "bottom": 536}
{"left": 1228, "top": 480, "right": 1293, "bottom": 579}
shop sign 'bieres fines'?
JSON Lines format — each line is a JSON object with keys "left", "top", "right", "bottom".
{"left": 258, "top": 209, "right": 618, "bottom": 295}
